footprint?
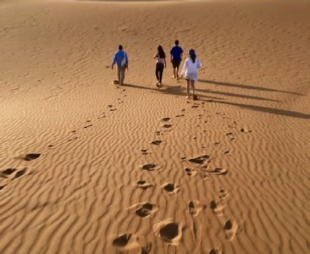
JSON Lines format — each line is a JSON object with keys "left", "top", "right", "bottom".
{"left": 141, "top": 149, "right": 149, "bottom": 155}
{"left": 219, "top": 189, "right": 229, "bottom": 200}
{"left": 203, "top": 174, "right": 214, "bottom": 181}
{"left": 184, "top": 167, "right": 197, "bottom": 176}
{"left": 97, "top": 114, "right": 106, "bottom": 119}
{"left": 176, "top": 114, "right": 184, "bottom": 117}
{"left": 162, "top": 124, "right": 172, "bottom": 128}
{"left": 68, "top": 136, "right": 78, "bottom": 141}
{"left": 136, "top": 180, "right": 153, "bottom": 189}
{"left": 188, "top": 155, "right": 210, "bottom": 164}
{"left": 139, "top": 163, "right": 158, "bottom": 171}
{"left": 162, "top": 183, "right": 179, "bottom": 195}
{"left": 107, "top": 105, "right": 117, "bottom": 111}
{"left": 209, "top": 248, "right": 222, "bottom": 254}
{"left": 203, "top": 168, "right": 228, "bottom": 176}
{"left": 24, "top": 153, "right": 40, "bottom": 161}
{"left": 240, "top": 127, "right": 251, "bottom": 133}
{"left": 112, "top": 233, "right": 151, "bottom": 253}
{"left": 224, "top": 219, "right": 238, "bottom": 241}
{"left": 161, "top": 117, "right": 170, "bottom": 122}
{"left": 150, "top": 140, "right": 162, "bottom": 145}
{"left": 130, "top": 202, "right": 157, "bottom": 218}
{"left": 210, "top": 200, "right": 224, "bottom": 216}
{"left": 84, "top": 124, "right": 93, "bottom": 128}
{"left": 2, "top": 168, "right": 16, "bottom": 176}
{"left": 112, "top": 233, "right": 140, "bottom": 251}
{"left": 188, "top": 200, "right": 205, "bottom": 216}
{"left": 153, "top": 219, "right": 182, "bottom": 245}
{"left": 14, "top": 168, "right": 27, "bottom": 179}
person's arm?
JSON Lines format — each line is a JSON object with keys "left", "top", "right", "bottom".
{"left": 164, "top": 58, "right": 167, "bottom": 68}
{"left": 180, "top": 59, "right": 187, "bottom": 77}
{"left": 197, "top": 58, "right": 202, "bottom": 69}
{"left": 111, "top": 54, "right": 117, "bottom": 69}
{"left": 125, "top": 53, "right": 129, "bottom": 70}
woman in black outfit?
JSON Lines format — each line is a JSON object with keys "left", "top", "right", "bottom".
{"left": 154, "top": 45, "right": 166, "bottom": 87}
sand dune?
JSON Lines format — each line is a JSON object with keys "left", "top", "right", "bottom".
{"left": 0, "top": 0, "right": 309, "bottom": 253}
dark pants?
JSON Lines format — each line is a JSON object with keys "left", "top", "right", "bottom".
{"left": 155, "top": 63, "right": 164, "bottom": 83}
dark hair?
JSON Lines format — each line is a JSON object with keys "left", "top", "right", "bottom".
{"left": 189, "top": 49, "right": 196, "bottom": 63}
{"left": 118, "top": 45, "right": 123, "bottom": 50}
{"left": 175, "top": 40, "right": 179, "bottom": 45}
{"left": 157, "top": 45, "right": 166, "bottom": 58}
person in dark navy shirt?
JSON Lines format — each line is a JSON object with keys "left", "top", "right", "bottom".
{"left": 170, "top": 40, "right": 184, "bottom": 79}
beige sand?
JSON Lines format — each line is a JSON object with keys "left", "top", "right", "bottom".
{"left": 0, "top": 0, "right": 309, "bottom": 253}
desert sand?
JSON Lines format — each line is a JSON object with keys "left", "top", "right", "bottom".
{"left": 0, "top": 0, "right": 309, "bottom": 253}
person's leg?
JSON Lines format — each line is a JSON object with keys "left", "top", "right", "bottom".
{"left": 117, "top": 67, "right": 121, "bottom": 84}
{"left": 186, "top": 79, "right": 190, "bottom": 98}
{"left": 159, "top": 63, "right": 164, "bottom": 83}
{"left": 176, "top": 60, "right": 181, "bottom": 79}
{"left": 172, "top": 61, "right": 176, "bottom": 78}
{"left": 191, "top": 80, "right": 197, "bottom": 99}
{"left": 120, "top": 67, "right": 125, "bottom": 85}
{"left": 117, "top": 67, "right": 124, "bottom": 85}
{"left": 156, "top": 63, "right": 161, "bottom": 83}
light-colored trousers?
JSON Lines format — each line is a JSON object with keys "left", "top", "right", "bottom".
{"left": 117, "top": 66, "right": 126, "bottom": 85}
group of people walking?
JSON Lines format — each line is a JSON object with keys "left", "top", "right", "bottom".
{"left": 111, "top": 40, "right": 202, "bottom": 100}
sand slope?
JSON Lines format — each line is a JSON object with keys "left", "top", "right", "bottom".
{"left": 0, "top": 0, "right": 309, "bottom": 253}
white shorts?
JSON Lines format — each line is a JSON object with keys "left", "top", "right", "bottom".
{"left": 185, "top": 72, "right": 198, "bottom": 82}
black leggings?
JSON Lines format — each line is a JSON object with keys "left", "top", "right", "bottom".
{"left": 155, "top": 63, "right": 164, "bottom": 83}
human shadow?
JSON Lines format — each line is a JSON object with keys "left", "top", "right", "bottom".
{"left": 212, "top": 100, "right": 310, "bottom": 119}
{"left": 195, "top": 88, "right": 279, "bottom": 102}
{"left": 198, "top": 79, "right": 304, "bottom": 96}
{"left": 122, "top": 83, "right": 223, "bottom": 100}
{"left": 121, "top": 82, "right": 309, "bottom": 119}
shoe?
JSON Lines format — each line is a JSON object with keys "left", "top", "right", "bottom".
{"left": 193, "top": 95, "right": 198, "bottom": 100}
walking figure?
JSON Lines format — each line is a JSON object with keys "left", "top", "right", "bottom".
{"left": 154, "top": 45, "right": 166, "bottom": 87}
{"left": 111, "top": 45, "right": 128, "bottom": 85}
{"left": 181, "top": 49, "right": 202, "bottom": 100}
{"left": 170, "top": 40, "right": 183, "bottom": 79}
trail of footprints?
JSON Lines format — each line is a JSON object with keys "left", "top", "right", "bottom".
{"left": 1, "top": 87, "right": 129, "bottom": 190}
{"left": 115, "top": 102, "right": 252, "bottom": 253}
{"left": 0, "top": 153, "right": 41, "bottom": 190}
{"left": 1, "top": 92, "right": 251, "bottom": 252}
{"left": 42, "top": 86, "right": 129, "bottom": 149}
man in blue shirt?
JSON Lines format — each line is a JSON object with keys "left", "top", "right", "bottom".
{"left": 111, "top": 45, "right": 128, "bottom": 85}
{"left": 170, "top": 40, "right": 183, "bottom": 79}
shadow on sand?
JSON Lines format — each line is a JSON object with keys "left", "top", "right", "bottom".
{"left": 198, "top": 79, "right": 304, "bottom": 96}
{"left": 120, "top": 81, "right": 309, "bottom": 119}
